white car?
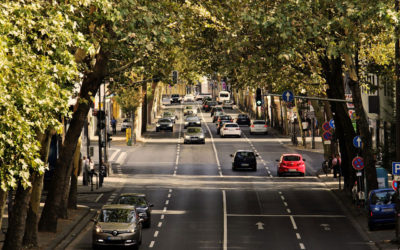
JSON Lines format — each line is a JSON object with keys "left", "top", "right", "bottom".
{"left": 250, "top": 120, "right": 268, "bottom": 135}
{"left": 220, "top": 123, "right": 241, "bottom": 138}
{"left": 183, "top": 94, "right": 195, "bottom": 102}
{"left": 161, "top": 95, "right": 170, "bottom": 105}
{"left": 183, "top": 106, "right": 198, "bottom": 116}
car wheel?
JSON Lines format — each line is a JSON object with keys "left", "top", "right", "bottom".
{"left": 265, "top": 132, "right": 268, "bottom": 135}
{"left": 252, "top": 167, "right": 257, "bottom": 171}
{"left": 156, "top": 128, "right": 159, "bottom": 132}
{"left": 300, "top": 173, "right": 305, "bottom": 177}
{"left": 202, "top": 141, "right": 205, "bottom": 144}
{"left": 170, "top": 128, "right": 173, "bottom": 132}
{"left": 368, "top": 222, "right": 375, "bottom": 231}
{"left": 277, "top": 172, "right": 281, "bottom": 177}
{"left": 250, "top": 132, "right": 253, "bottom": 135}
{"left": 220, "top": 134, "right": 224, "bottom": 138}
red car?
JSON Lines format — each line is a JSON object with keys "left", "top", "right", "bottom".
{"left": 276, "top": 154, "right": 306, "bottom": 177}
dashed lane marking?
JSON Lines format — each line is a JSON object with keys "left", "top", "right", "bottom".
{"left": 287, "top": 208, "right": 292, "bottom": 214}
{"left": 149, "top": 241, "right": 155, "bottom": 248}
{"left": 296, "top": 233, "right": 301, "bottom": 239}
{"left": 290, "top": 215, "right": 297, "bottom": 230}
{"left": 154, "top": 231, "right": 159, "bottom": 237}
{"left": 299, "top": 243, "right": 306, "bottom": 249}
{"left": 158, "top": 222, "right": 163, "bottom": 228}
{"left": 95, "top": 194, "right": 103, "bottom": 203}
{"left": 165, "top": 200, "right": 169, "bottom": 205}
{"left": 161, "top": 215, "right": 165, "bottom": 220}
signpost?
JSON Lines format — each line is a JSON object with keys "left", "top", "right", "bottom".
{"left": 322, "top": 121, "right": 331, "bottom": 131}
{"left": 393, "top": 162, "right": 400, "bottom": 175}
{"left": 323, "top": 131, "right": 332, "bottom": 141}
{"left": 282, "top": 90, "right": 294, "bottom": 102}
{"left": 353, "top": 136, "right": 362, "bottom": 149}
{"left": 352, "top": 156, "right": 365, "bottom": 171}
{"left": 393, "top": 180, "right": 398, "bottom": 191}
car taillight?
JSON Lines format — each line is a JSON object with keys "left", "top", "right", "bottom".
{"left": 224, "top": 128, "right": 228, "bottom": 130}
{"left": 264, "top": 125, "right": 268, "bottom": 127}
{"left": 236, "top": 128, "right": 240, "bottom": 130}
{"left": 251, "top": 125, "right": 255, "bottom": 128}
{"left": 205, "top": 105, "right": 208, "bottom": 108}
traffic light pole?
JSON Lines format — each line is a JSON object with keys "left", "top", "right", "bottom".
{"left": 98, "top": 85, "right": 102, "bottom": 170}
{"left": 103, "top": 83, "right": 108, "bottom": 163}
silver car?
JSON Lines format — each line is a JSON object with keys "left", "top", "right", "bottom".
{"left": 92, "top": 204, "right": 143, "bottom": 249}
{"left": 184, "top": 115, "right": 201, "bottom": 129}
{"left": 162, "top": 111, "right": 177, "bottom": 123}
{"left": 250, "top": 120, "right": 268, "bottom": 135}
{"left": 184, "top": 127, "right": 205, "bottom": 144}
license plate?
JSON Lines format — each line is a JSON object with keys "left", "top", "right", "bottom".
{"left": 288, "top": 169, "right": 297, "bottom": 172}
{"left": 383, "top": 208, "right": 394, "bottom": 212}
{"left": 108, "top": 236, "right": 122, "bottom": 240}
{"left": 241, "top": 163, "right": 249, "bottom": 167}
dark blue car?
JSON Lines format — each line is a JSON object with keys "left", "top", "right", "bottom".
{"left": 367, "top": 188, "right": 396, "bottom": 230}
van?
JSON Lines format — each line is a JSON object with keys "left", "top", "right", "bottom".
{"left": 217, "top": 91, "right": 230, "bottom": 104}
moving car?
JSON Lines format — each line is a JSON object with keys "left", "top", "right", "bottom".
{"left": 184, "top": 105, "right": 198, "bottom": 116}
{"left": 250, "top": 120, "right": 268, "bottom": 135}
{"left": 162, "top": 111, "right": 177, "bottom": 123}
{"left": 217, "top": 91, "right": 230, "bottom": 104}
{"left": 230, "top": 150, "right": 257, "bottom": 171}
{"left": 216, "top": 118, "right": 232, "bottom": 135}
{"left": 213, "top": 111, "right": 225, "bottom": 123}
{"left": 184, "top": 127, "right": 205, "bottom": 144}
{"left": 184, "top": 115, "right": 201, "bottom": 128}
{"left": 222, "top": 100, "right": 234, "bottom": 109}
{"left": 276, "top": 154, "right": 306, "bottom": 176}
{"left": 220, "top": 123, "right": 241, "bottom": 138}
{"left": 115, "top": 193, "right": 154, "bottom": 228}
{"left": 367, "top": 188, "right": 396, "bottom": 230}
{"left": 183, "top": 94, "right": 195, "bottom": 103}
{"left": 92, "top": 204, "right": 143, "bottom": 249}
{"left": 195, "top": 94, "right": 212, "bottom": 101}
{"left": 211, "top": 106, "right": 224, "bottom": 117}
{"left": 161, "top": 95, "right": 170, "bottom": 106}
{"left": 236, "top": 114, "right": 251, "bottom": 126}
{"left": 121, "top": 118, "right": 131, "bottom": 132}
{"left": 170, "top": 94, "right": 181, "bottom": 104}
{"left": 217, "top": 115, "right": 233, "bottom": 123}
{"left": 203, "top": 101, "right": 217, "bottom": 112}
{"left": 156, "top": 118, "right": 174, "bottom": 132}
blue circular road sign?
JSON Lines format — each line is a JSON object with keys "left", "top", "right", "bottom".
{"left": 353, "top": 136, "right": 362, "bottom": 148}
{"left": 329, "top": 119, "right": 335, "bottom": 129}
{"left": 282, "top": 90, "right": 294, "bottom": 102}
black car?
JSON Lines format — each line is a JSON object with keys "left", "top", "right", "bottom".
{"left": 236, "top": 114, "right": 251, "bottom": 126}
{"left": 231, "top": 150, "right": 258, "bottom": 171}
{"left": 203, "top": 101, "right": 217, "bottom": 112}
{"left": 216, "top": 119, "right": 230, "bottom": 134}
{"left": 115, "top": 193, "right": 154, "bottom": 228}
{"left": 211, "top": 106, "right": 224, "bottom": 116}
{"left": 170, "top": 94, "right": 181, "bottom": 104}
{"left": 156, "top": 118, "right": 174, "bottom": 132}
{"left": 217, "top": 115, "right": 233, "bottom": 123}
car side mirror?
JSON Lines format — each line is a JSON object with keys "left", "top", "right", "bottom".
{"left": 230, "top": 154, "right": 234, "bottom": 157}
{"left": 275, "top": 159, "right": 279, "bottom": 162}
{"left": 303, "top": 159, "right": 306, "bottom": 162}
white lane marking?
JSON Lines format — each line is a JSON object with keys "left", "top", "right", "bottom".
{"left": 161, "top": 214, "right": 165, "bottom": 220}
{"left": 165, "top": 200, "right": 169, "bottom": 205}
{"left": 268, "top": 170, "right": 271, "bottom": 174}
{"left": 169, "top": 189, "right": 172, "bottom": 193}
{"left": 227, "top": 214, "right": 346, "bottom": 218}
{"left": 296, "top": 233, "right": 301, "bottom": 239}
{"left": 149, "top": 241, "right": 155, "bottom": 248}
{"left": 287, "top": 208, "right": 291, "bottom": 214}
{"left": 154, "top": 231, "right": 159, "bottom": 237}
{"left": 109, "top": 149, "right": 121, "bottom": 161}
{"left": 299, "top": 243, "right": 306, "bottom": 249}
{"left": 173, "top": 171, "right": 176, "bottom": 176}
{"left": 284, "top": 202, "right": 288, "bottom": 207}
{"left": 278, "top": 191, "right": 282, "bottom": 194}
{"left": 199, "top": 107, "right": 222, "bottom": 176}
{"left": 163, "top": 207, "right": 167, "bottom": 212}
{"left": 168, "top": 194, "right": 171, "bottom": 198}
{"left": 95, "top": 194, "right": 104, "bottom": 203}
{"left": 116, "top": 152, "right": 127, "bottom": 165}
{"left": 158, "top": 222, "right": 163, "bottom": 227}
{"left": 281, "top": 196, "right": 285, "bottom": 201}
{"left": 290, "top": 216, "right": 298, "bottom": 230}
{"left": 222, "top": 190, "right": 227, "bottom": 250}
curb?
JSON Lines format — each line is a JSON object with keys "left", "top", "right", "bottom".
{"left": 46, "top": 205, "right": 91, "bottom": 250}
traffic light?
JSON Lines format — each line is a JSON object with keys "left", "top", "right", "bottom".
{"left": 172, "top": 70, "right": 178, "bottom": 84}
{"left": 107, "top": 132, "right": 112, "bottom": 142}
{"left": 256, "top": 88, "right": 262, "bottom": 106}
{"left": 97, "top": 110, "right": 106, "bottom": 129}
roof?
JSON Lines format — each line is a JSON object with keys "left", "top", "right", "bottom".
{"left": 281, "top": 153, "right": 302, "bottom": 157}
{"left": 101, "top": 204, "right": 136, "bottom": 210}
{"left": 235, "top": 150, "right": 254, "bottom": 153}
{"left": 120, "top": 193, "right": 146, "bottom": 198}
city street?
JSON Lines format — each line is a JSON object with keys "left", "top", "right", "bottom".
{"left": 68, "top": 104, "right": 373, "bottom": 250}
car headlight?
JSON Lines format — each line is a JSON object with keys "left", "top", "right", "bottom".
{"left": 199, "top": 135, "right": 204, "bottom": 138}
{"left": 373, "top": 207, "right": 380, "bottom": 212}
{"left": 95, "top": 225, "right": 102, "bottom": 233}
{"left": 168, "top": 124, "right": 173, "bottom": 127}
{"left": 185, "top": 135, "right": 191, "bottom": 139}
{"left": 184, "top": 122, "right": 189, "bottom": 125}
{"left": 156, "top": 124, "right": 160, "bottom": 127}
{"left": 128, "top": 227, "right": 137, "bottom": 233}
{"left": 196, "top": 121, "right": 200, "bottom": 124}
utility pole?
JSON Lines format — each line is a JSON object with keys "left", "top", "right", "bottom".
{"left": 97, "top": 84, "right": 102, "bottom": 170}
{"left": 395, "top": 0, "right": 400, "bottom": 243}
{"left": 103, "top": 83, "right": 107, "bottom": 163}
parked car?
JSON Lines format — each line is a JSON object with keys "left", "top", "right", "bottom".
{"left": 236, "top": 114, "right": 251, "bottom": 126}
{"left": 92, "top": 204, "right": 143, "bottom": 249}
{"left": 156, "top": 118, "right": 174, "bottom": 132}
{"left": 213, "top": 111, "right": 225, "bottom": 123}
{"left": 161, "top": 95, "right": 170, "bottom": 105}
{"left": 276, "top": 154, "right": 306, "bottom": 177}
{"left": 121, "top": 118, "right": 132, "bottom": 132}
{"left": 195, "top": 94, "right": 212, "bottom": 101}
{"left": 222, "top": 100, "right": 234, "bottom": 109}
{"left": 184, "top": 115, "right": 201, "bottom": 128}
{"left": 115, "top": 193, "right": 153, "bottom": 228}
{"left": 170, "top": 94, "right": 181, "bottom": 104}
{"left": 184, "top": 127, "right": 205, "bottom": 144}
{"left": 217, "top": 91, "right": 230, "bottom": 104}
{"left": 183, "top": 94, "right": 195, "bottom": 102}
{"left": 184, "top": 105, "right": 198, "bottom": 116}
{"left": 162, "top": 111, "right": 177, "bottom": 123}
{"left": 220, "top": 123, "right": 241, "bottom": 138}
{"left": 230, "top": 150, "right": 258, "bottom": 171}
{"left": 211, "top": 106, "right": 224, "bottom": 117}
{"left": 203, "top": 101, "right": 217, "bottom": 112}
{"left": 250, "top": 120, "right": 268, "bottom": 135}
{"left": 367, "top": 188, "right": 396, "bottom": 230}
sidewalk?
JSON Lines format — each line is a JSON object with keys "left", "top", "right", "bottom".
{"left": 275, "top": 128, "right": 398, "bottom": 250}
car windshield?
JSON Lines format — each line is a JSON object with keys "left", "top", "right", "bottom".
{"left": 171, "top": 94, "right": 179, "bottom": 97}
{"left": 163, "top": 112, "right": 172, "bottom": 116}
{"left": 283, "top": 155, "right": 301, "bottom": 161}
{"left": 159, "top": 119, "right": 171, "bottom": 123}
{"left": 235, "top": 152, "right": 255, "bottom": 160}
{"left": 99, "top": 209, "right": 136, "bottom": 223}
{"left": 371, "top": 191, "right": 396, "bottom": 205}
{"left": 208, "top": 101, "right": 217, "bottom": 105}
{"left": 117, "top": 196, "right": 147, "bottom": 207}
{"left": 123, "top": 119, "right": 129, "bottom": 123}
{"left": 186, "top": 117, "right": 198, "bottom": 121}
{"left": 253, "top": 121, "right": 265, "bottom": 125}
{"left": 187, "top": 128, "right": 202, "bottom": 133}
{"left": 185, "top": 106, "right": 193, "bottom": 110}
{"left": 220, "top": 116, "right": 231, "bottom": 120}
{"left": 225, "top": 124, "right": 238, "bottom": 128}
{"left": 238, "top": 114, "right": 248, "bottom": 118}
{"left": 220, "top": 93, "right": 229, "bottom": 97}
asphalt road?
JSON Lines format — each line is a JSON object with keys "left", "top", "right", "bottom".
{"left": 67, "top": 103, "right": 373, "bottom": 250}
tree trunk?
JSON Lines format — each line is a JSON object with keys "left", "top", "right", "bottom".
{"left": 0, "top": 189, "right": 7, "bottom": 233}
{"left": 141, "top": 82, "right": 147, "bottom": 133}
{"left": 39, "top": 50, "right": 108, "bottom": 232}
{"left": 3, "top": 181, "right": 33, "bottom": 250}
{"left": 68, "top": 138, "right": 82, "bottom": 209}
{"left": 295, "top": 99, "right": 306, "bottom": 147}
{"left": 23, "top": 129, "right": 53, "bottom": 247}
{"left": 320, "top": 55, "right": 357, "bottom": 191}
{"left": 311, "top": 100, "right": 332, "bottom": 159}
{"left": 147, "top": 81, "right": 158, "bottom": 124}
{"left": 344, "top": 53, "right": 378, "bottom": 191}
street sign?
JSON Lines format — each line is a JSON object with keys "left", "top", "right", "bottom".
{"left": 322, "top": 122, "right": 331, "bottom": 131}
{"left": 353, "top": 136, "right": 362, "bottom": 148}
{"left": 392, "top": 180, "right": 398, "bottom": 191}
{"left": 356, "top": 171, "right": 362, "bottom": 176}
{"left": 329, "top": 119, "right": 335, "bottom": 129}
{"left": 282, "top": 90, "right": 294, "bottom": 102}
{"left": 323, "top": 131, "right": 332, "bottom": 141}
{"left": 392, "top": 162, "right": 400, "bottom": 175}
{"left": 352, "top": 156, "right": 364, "bottom": 171}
